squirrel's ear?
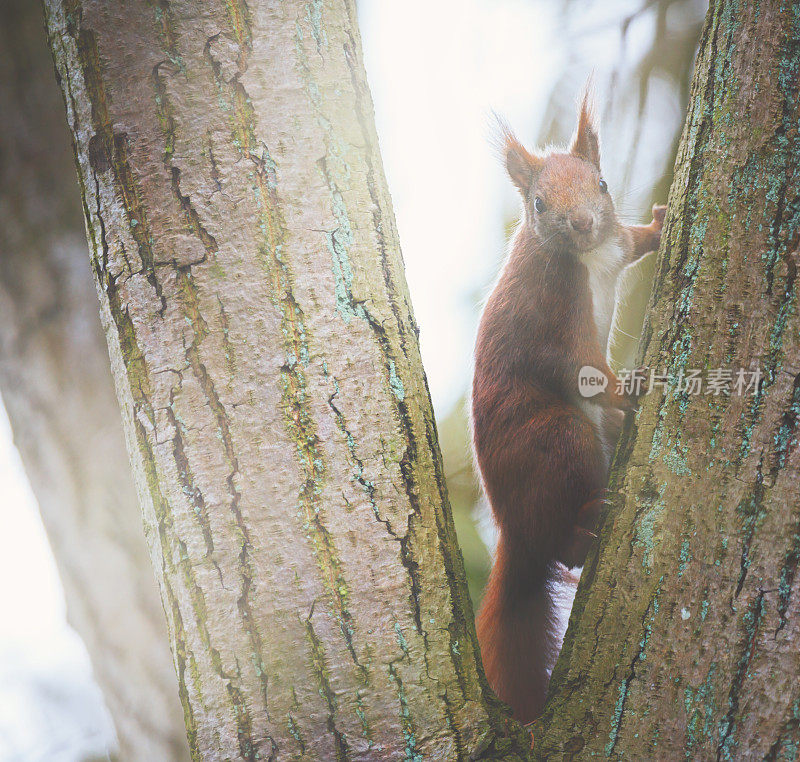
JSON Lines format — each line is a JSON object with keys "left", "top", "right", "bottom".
{"left": 493, "top": 116, "right": 543, "bottom": 195}
{"left": 569, "top": 87, "right": 601, "bottom": 168}
{"left": 505, "top": 141, "right": 541, "bottom": 195}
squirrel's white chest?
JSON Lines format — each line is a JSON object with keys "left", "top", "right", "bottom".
{"left": 582, "top": 238, "right": 625, "bottom": 355}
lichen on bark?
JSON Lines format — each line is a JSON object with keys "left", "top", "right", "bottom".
{"left": 44, "top": 0, "right": 529, "bottom": 759}
{"left": 534, "top": 1, "right": 800, "bottom": 758}
{"left": 0, "top": 1, "right": 190, "bottom": 758}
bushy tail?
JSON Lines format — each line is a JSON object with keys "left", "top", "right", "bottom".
{"left": 476, "top": 537, "right": 561, "bottom": 724}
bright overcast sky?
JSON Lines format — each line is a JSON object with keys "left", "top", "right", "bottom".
{"left": 359, "top": 0, "right": 562, "bottom": 417}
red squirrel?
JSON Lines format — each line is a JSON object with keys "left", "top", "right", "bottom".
{"left": 471, "top": 91, "right": 665, "bottom": 724}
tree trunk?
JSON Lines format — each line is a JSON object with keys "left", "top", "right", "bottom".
{"left": 0, "top": 2, "right": 189, "bottom": 759}
{"left": 534, "top": 1, "right": 800, "bottom": 758}
{"left": 43, "top": 1, "right": 530, "bottom": 759}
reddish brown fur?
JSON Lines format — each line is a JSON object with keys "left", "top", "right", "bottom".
{"left": 472, "top": 95, "right": 664, "bottom": 724}
{"left": 625, "top": 204, "right": 666, "bottom": 265}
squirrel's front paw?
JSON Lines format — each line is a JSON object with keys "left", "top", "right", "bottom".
{"left": 648, "top": 205, "right": 666, "bottom": 250}
{"left": 651, "top": 204, "right": 666, "bottom": 229}
{"left": 616, "top": 366, "right": 648, "bottom": 412}
{"left": 631, "top": 365, "right": 650, "bottom": 396}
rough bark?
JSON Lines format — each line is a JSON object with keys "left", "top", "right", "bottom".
{"left": 0, "top": 2, "right": 190, "bottom": 759}
{"left": 534, "top": 1, "right": 800, "bottom": 759}
{"left": 43, "top": 1, "right": 530, "bottom": 759}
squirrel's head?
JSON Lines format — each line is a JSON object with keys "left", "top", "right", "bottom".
{"left": 500, "top": 90, "right": 616, "bottom": 255}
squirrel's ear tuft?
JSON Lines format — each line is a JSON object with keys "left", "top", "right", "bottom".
{"left": 492, "top": 113, "right": 543, "bottom": 196}
{"left": 569, "top": 84, "right": 601, "bottom": 168}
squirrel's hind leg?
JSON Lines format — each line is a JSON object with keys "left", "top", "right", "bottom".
{"left": 559, "top": 492, "right": 606, "bottom": 568}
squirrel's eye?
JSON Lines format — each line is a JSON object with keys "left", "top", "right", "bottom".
{"left": 533, "top": 196, "right": 546, "bottom": 214}
{"left": 599, "top": 178, "right": 608, "bottom": 194}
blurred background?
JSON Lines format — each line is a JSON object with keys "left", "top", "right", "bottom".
{"left": 0, "top": 0, "right": 704, "bottom": 759}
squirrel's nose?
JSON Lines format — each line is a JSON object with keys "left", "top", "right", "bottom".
{"left": 569, "top": 209, "right": 593, "bottom": 233}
